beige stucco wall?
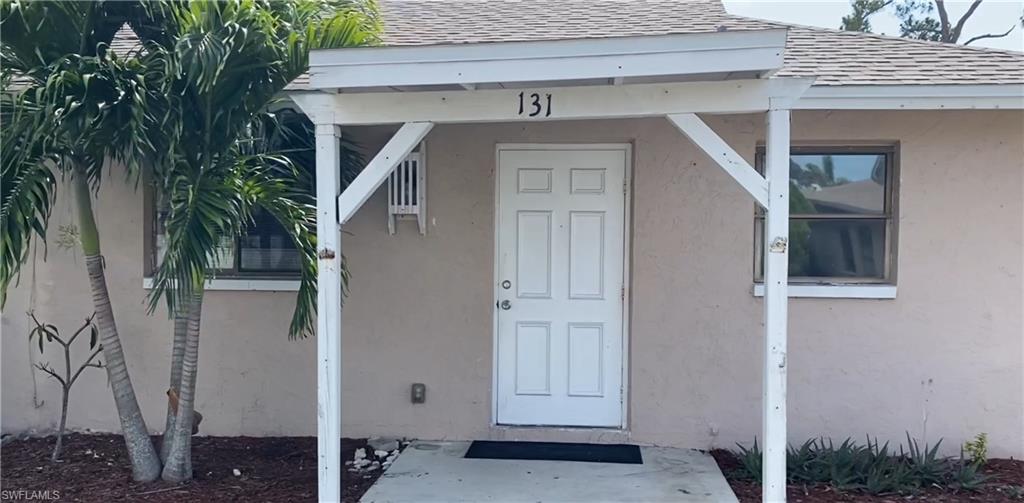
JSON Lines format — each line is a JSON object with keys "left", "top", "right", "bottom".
{"left": 3, "top": 110, "right": 1022, "bottom": 458}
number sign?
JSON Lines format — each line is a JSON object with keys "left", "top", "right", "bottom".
{"left": 517, "top": 92, "right": 552, "bottom": 118}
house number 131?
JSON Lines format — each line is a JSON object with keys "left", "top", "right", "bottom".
{"left": 517, "top": 92, "right": 552, "bottom": 117}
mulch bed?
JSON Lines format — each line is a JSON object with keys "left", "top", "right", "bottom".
{"left": 712, "top": 449, "right": 1024, "bottom": 502}
{"left": 7, "top": 434, "right": 1023, "bottom": 502}
{"left": 1, "top": 433, "right": 382, "bottom": 502}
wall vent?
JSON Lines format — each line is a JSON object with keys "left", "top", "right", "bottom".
{"left": 387, "top": 146, "right": 426, "bottom": 235}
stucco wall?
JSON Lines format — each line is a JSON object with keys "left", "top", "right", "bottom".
{"left": 2, "top": 110, "right": 1021, "bottom": 457}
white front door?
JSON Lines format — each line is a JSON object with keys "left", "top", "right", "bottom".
{"left": 495, "top": 145, "right": 627, "bottom": 427}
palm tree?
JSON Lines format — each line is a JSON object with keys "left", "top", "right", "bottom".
{"left": 1, "top": 0, "right": 168, "bottom": 481}
{"left": 140, "top": 0, "right": 378, "bottom": 481}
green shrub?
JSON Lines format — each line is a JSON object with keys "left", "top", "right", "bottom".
{"left": 950, "top": 457, "right": 990, "bottom": 491}
{"left": 1000, "top": 484, "right": 1024, "bottom": 499}
{"left": 732, "top": 433, "right": 990, "bottom": 495}
{"left": 963, "top": 433, "right": 988, "bottom": 467}
{"left": 734, "top": 438, "right": 763, "bottom": 482}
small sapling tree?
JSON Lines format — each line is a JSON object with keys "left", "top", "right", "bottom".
{"left": 28, "top": 312, "right": 104, "bottom": 461}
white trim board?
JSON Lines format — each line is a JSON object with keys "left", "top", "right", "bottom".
{"left": 796, "top": 84, "right": 1024, "bottom": 110}
{"left": 141, "top": 277, "right": 300, "bottom": 292}
{"left": 290, "top": 78, "right": 814, "bottom": 125}
{"left": 752, "top": 283, "right": 897, "bottom": 299}
{"left": 289, "top": 83, "right": 1024, "bottom": 119}
{"left": 309, "top": 29, "right": 788, "bottom": 90}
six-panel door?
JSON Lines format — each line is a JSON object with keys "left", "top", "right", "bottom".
{"left": 496, "top": 147, "right": 627, "bottom": 427}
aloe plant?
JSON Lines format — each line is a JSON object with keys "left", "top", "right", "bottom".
{"left": 734, "top": 433, "right": 993, "bottom": 495}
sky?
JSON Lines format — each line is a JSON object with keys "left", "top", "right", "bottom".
{"left": 723, "top": 0, "right": 1024, "bottom": 51}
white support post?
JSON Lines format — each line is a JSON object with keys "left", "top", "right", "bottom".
{"left": 337, "top": 122, "right": 434, "bottom": 225}
{"left": 666, "top": 113, "right": 769, "bottom": 208}
{"left": 315, "top": 123, "right": 343, "bottom": 503}
{"left": 762, "top": 107, "right": 790, "bottom": 503}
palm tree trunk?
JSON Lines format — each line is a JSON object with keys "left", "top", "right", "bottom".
{"left": 160, "top": 311, "right": 188, "bottom": 464}
{"left": 74, "top": 173, "right": 161, "bottom": 481}
{"left": 161, "top": 289, "right": 203, "bottom": 482}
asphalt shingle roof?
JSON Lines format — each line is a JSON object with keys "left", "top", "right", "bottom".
{"left": 379, "top": 0, "right": 753, "bottom": 44}
{"left": 96, "top": 0, "right": 1023, "bottom": 88}
{"left": 376, "top": 0, "right": 1024, "bottom": 86}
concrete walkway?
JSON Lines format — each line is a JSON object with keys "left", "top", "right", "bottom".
{"left": 360, "top": 441, "right": 739, "bottom": 503}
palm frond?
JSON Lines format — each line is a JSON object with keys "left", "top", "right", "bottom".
{"left": 0, "top": 90, "right": 57, "bottom": 307}
{"left": 145, "top": 0, "right": 378, "bottom": 337}
{"left": 0, "top": 0, "right": 139, "bottom": 81}
{"left": 0, "top": 1, "right": 173, "bottom": 306}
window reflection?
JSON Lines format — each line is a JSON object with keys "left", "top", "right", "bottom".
{"left": 790, "top": 154, "right": 886, "bottom": 215}
{"left": 756, "top": 149, "right": 894, "bottom": 282}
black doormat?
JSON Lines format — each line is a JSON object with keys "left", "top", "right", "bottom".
{"left": 464, "top": 440, "right": 643, "bottom": 464}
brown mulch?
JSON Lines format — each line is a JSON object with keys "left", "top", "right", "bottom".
{"left": 1, "top": 433, "right": 385, "bottom": 502}
{"left": 712, "top": 449, "right": 1024, "bottom": 502}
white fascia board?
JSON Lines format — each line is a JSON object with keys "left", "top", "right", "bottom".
{"left": 289, "top": 77, "right": 815, "bottom": 126}
{"left": 797, "top": 84, "right": 1024, "bottom": 110}
{"left": 309, "top": 29, "right": 788, "bottom": 90}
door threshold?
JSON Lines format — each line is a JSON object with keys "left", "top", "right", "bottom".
{"left": 494, "top": 424, "right": 625, "bottom": 431}
{"left": 487, "top": 425, "right": 631, "bottom": 445}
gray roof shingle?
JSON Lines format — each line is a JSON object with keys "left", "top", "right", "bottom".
{"left": 94, "top": 0, "right": 1024, "bottom": 88}
{"left": 379, "top": 0, "right": 755, "bottom": 44}
{"left": 376, "top": 0, "right": 1024, "bottom": 86}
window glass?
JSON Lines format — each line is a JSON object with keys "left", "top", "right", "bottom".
{"left": 153, "top": 200, "right": 238, "bottom": 272}
{"left": 790, "top": 154, "right": 886, "bottom": 215}
{"left": 149, "top": 109, "right": 323, "bottom": 278}
{"left": 756, "top": 148, "right": 894, "bottom": 283}
{"left": 756, "top": 219, "right": 887, "bottom": 280}
{"left": 239, "top": 210, "right": 300, "bottom": 272}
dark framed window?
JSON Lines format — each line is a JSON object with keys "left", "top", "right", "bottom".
{"left": 151, "top": 197, "right": 303, "bottom": 277}
{"left": 147, "top": 109, "right": 318, "bottom": 279}
{"left": 754, "top": 145, "right": 898, "bottom": 283}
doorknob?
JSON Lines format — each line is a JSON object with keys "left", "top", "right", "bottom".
{"left": 499, "top": 300, "right": 512, "bottom": 310}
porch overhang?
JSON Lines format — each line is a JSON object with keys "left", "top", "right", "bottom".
{"left": 308, "top": 28, "right": 789, "bottom": 92}
{"left": 297, "top": 27, "right": 804, "bottom": 503}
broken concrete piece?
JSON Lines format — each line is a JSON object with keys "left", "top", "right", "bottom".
{"left": 368, "top": 437, "right": 400, "bottom": 452}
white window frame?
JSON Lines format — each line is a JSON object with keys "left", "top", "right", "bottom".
{"left": 752, "top": 283, "right": 896, "bottom": 299}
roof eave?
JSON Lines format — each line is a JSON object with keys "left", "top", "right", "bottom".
{"left": 306, "top": 28, "right": 789, "bottom": 92}
{"left": 796, "top": 84, "right": 1024, "bottom": 110}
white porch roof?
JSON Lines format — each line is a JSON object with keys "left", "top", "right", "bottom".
{"left": 307, "top": 28, "right": 789, "bottom": 93}
{"left": 293, "top": 26, "right": 812, "bottom": 126}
